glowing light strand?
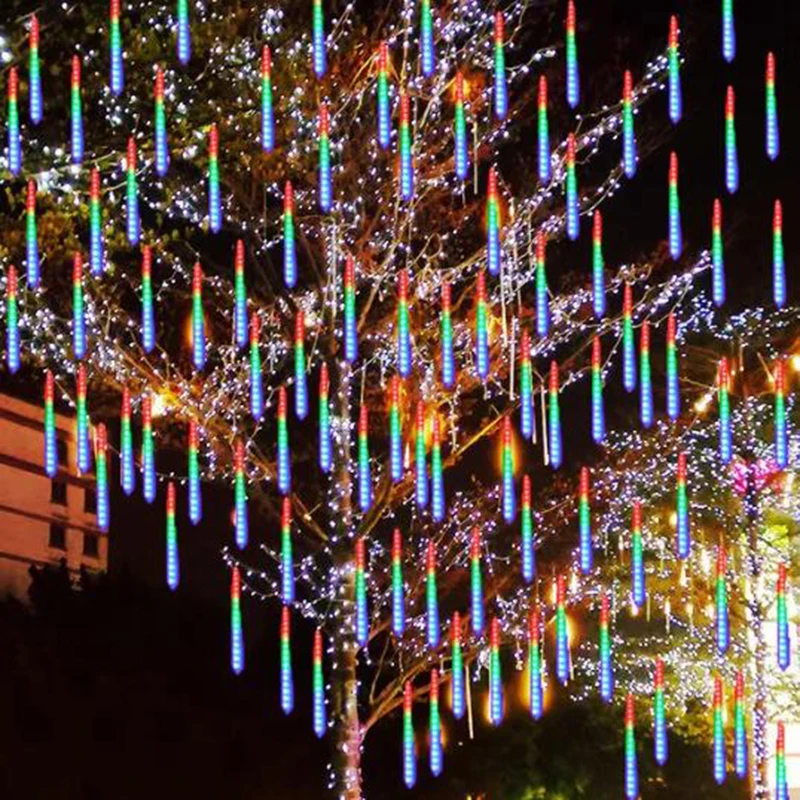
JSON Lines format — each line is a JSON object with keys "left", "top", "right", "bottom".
{"left": 622, "top": 70, "right": 637, "bottom": 178}
{"left": 713, "top": 676, "right": 726, "bottom": 785}
{"left": 397, "top": 270, "right": 412, "bottom": 377}
{"left": 176, "top": 0, "right": 191, "bottom": 66}
{"left": 733, "top": 671, "right": 747, "bottom": 779}
{"left": 529, "top": 608, "right": 543, "bottom": 718}
{"left": 166, "top": 482, "right": 179, "bottom": 591}
{"left": 281, "top": 498, "right": 294, "bottom": 605}
{"left": 469, "top": 526, "right": 484, "bottom": 636}
{"left": 344, "top": 255, "right": 357, "bottom": 363}
{"left": 312, "top": 628, "right": 326, "bottom": 737}
{"left": 319, "top": 363, "right": 331, "bottom": 472}
{"left": 126, "top": 137, "right": 140, "bottom": 245}
{"left": 591, "top": 336, "right": 605, "bottom": 443}
{"left": 29, "top": 17, "right": 42, "bottom": 125}
{"left": 261, "top": 46, "right": 275, "bottom": 153}
{"left": 451, "top": 613, "right": 464, "bottom": 719}
{"left": 280, "top": 606, "right": 294, "bottom": 714}
{"left": 188, "top": 420, "right": 201, "bottom": 525}
{"left": 6, "top": 68, "right": 20, "bottom": 176}
{"left": 625, "top": 694, "right": 638, "bottom": 800}
{"left": 154, "top": 66, "right": 169, "bottom": 176}
{"left": 654, "top": 658, "right": 668, "bottom": 765}
{"left": 26, "top": 181, "right": 39, "bottom": 289}
{"left": 765, "top": 53, "right": 779, "bottom": 160}
{"left": 489, "top": 617, "right": 503, "bottom": 725}
{"left": 501, "top": 416, "right": 516, "bottom": 523}
{"left": 141, "top": 246, "right": 155, "bottom": 353}
{"left": 208, "top": 125, "right": 221, "bottom": 233}
{"left": 70, "top": 56, "right": 83, "bottom": 165}
{"left": 391, "top": 528, "right": 405, "bottom": 636}
{"left": 676, "top": 452, "right": 690, "bottom": 559}
{"left": 535, "top": 232, "right": 550, "bottom": 337}
{"left": 5, "top": 266, "right": 19, "bottom": 375}
{"left": 776, "top": 563, "right": 790, "bottom": 671}
{"left": 549, "top": 361, "right": 563, "bottom": 469}
{"left": 775, "top": 358, "right": 787, "bottom": 469}
{"left": 318, "top": 103, "right": 332, "bottom": 213}
{"left": 377, "top": 43, "right": 390, "bottom": 151}
{"left": 249, "top": 314, "right": 263, "bottom": 420}
{"left": 44, "top": 372, "right": 57, "bottom": 478}
{"left": 773, "top": 199, "right": 786, "bottom": 308}
{"left": 566, "top": 0, "right": 579, "bottom": 109}
{"left": 277, "top": 386, "right": 291, "bottom": 496}
{"left": 230, "top": 567, "right": 244, "bottom": 675}
{"left": 493, "top": 13, "right": 507, "bottom": 120}
{"left": 487, "top": 167, "right": 502, "bottom": 277}
{"left": 712, "top": 199, "right": 725, "bottom": 306}
{"left": 592, "top": 211, "right": 605, "bottom": 318}
{"left": 631, "top": 500, "right": 645, "bottom": 609}
{"left": 419, "top": 0, "right": 434, "bottom": 79}
{"left": 555, "top": 574, "right": 569, "bottom": 686}
{"left": 623, "top": 284, "right": 636, "bottom": 393}
{"left": 431, "top": 417, "right": 445, "bottom": 523}
{"left": 399, "top": 93, "right": 414, "bottom": 202}
{"left": 537, "top": 76, "right": 551, "bottom": 183}
{"left": 429, "top": 669, "right": 443, "bottom": 776}
{"left": 191, "top": 263, "right": 205, "bottom": 371}
{"left": 566, "top": 133, "right": 579, "bottom": 240}
{"left": 639, "top": 319, "right": 653, "bottom": 428}
{"left": 95, "top": 424, "right": 109, "bottom": 533}
{"left": 234, "top": 439, "right": 249, "bottom": 549}
{"left": 416, "top": 402, "right": 428, "bottom": 509}
{"left": 109, "top": 0, "right": 124, "bottom": 96}
{"left": 89, "top": 169, "right": 105, "bottom": 276}
{"left": 718, "top": 358, "right": 732, "bottom": 464}
{"left": 312, "top": 0, "right": 326, "bottom": 79}
{"left": 578, "top": 466, "right": 592, "bottom": 574}
{"left": 72, "top": 253, "right": 86, "bottom": 360}
{"left": 666, "top": 312, "right": 680, "bottom": 420}
{"left": 520, "top": 330, "right": 533, "bottom": 439}
{"left": 120, "top": 386, "right": 134, "bottom": 496}
{"left": 668, "top": 16, "right": 682, "bottom": 124}
{"left": 521, "top": 475, "right": 535, "bottom": 583}
{"left": 722, "top": 0, "right": 735, "bottom": 63}
{"left": 294, "top": 311, "right": 308, "bottom": 420}
{"left": 440, "top": 283, "right": 455, "bottom": 389}
{"left": 403, "top": 681, "right": 416, "bottom": 788}
{"left": 76, "top": 365, "right": 91, "bottom": 475}
{"left": 454, "top": 72, "right": 468, "bottom": 180}
{"left": 358, "top": 406, "right": 372, "bottom": 512}
{"left": 724, "top": 86, "right": 739, "bottom": 194}
{"left": 599, "top": 594, "right": 613, "bottom": 703}
{"left": 668, "top": 151, "right": 682, "bottom": 259}
{"left": 141, "top": 393, "right": 155, "bottom": 503}
{"left": 283, "top": 181, "right": 297, "bottom": 289}
{"left": 426, "top": 539, "right": 439, "bottom": 650}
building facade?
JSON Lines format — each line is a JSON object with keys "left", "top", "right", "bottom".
{"left": 0, "top": 392, "right": 107, "bottom": 599}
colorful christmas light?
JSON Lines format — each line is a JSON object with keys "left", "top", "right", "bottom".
{"left": 399, "top": 92, "right": 414, "bottom": 202}
{"left": 451, "top": 613, "right": 464, "bottom": 719}
{"left": 234, "top": 439, "right": 248, "bottom": 549}
{"left": 713, "top": 676, "right": 726, "bottom": 785}
{"left": 44, "top": 372, "right": 57, "bottom": 478}
{"left": 233, "top": 240, "right": 248, "bottom": 349}
{"left": 668, "top": 151, "right": 682, "bottom": 259}
{"left": 312, "top": 628, "right": 326, "bottom": 737}
{"left": 312, "top": 0, "right": 326, "bottom": 79}
{"left": 419, "top": 0, "right": 434, "bottom": 78}
{"left": 280, "top": 605, "right": 294, "bottom": 714}
{"left": 766, "top": 53, "right": 779, "bottom": 161}
{"left": 281, "top": 497, "right": 294, "bottom": 605}
{"left": 208, "top": 125, "right": 221, "bottom": 233}
{"left": 191, "top": 263, "right": 205, "bottom": 371}
{"left": 549, "top": 361, "right": 562, "bottom": 469}
{"left": 126, "top": 137, "right": 140, "bottom": 245}
{"left": 29, "top": 16, "right": 42, "bottom": 125}
{"left": 397, "top": 270, "right": 412, "bottom": 377}
{"left": 501, "top": 416, "right": 516, "bottom": 523}
{"left": 719, "top": 358, "right": 732, "bottom": 464}
{"left": 358, "top": 405, "right": 372, "bottom": 512}
{"left": 487, "top": 167, "right": 502, "bottom": 277}
{"left": 426, "top": 539, "right": 439, "bottom": 649}
{"left": 120, "top": 386, "right": 134, "bottom": 496}
{"left": 622, "top": 70, "right": 637, "bottom": 178}
{"left": 95, "top": 424, "right": 109, "bottom": 532}
{"left": 599, "top": 594, "right": 613, "bottom": 703}
{"left": 166, "top": 482, "right": 179, "bottom": 591}
{"left": 6, "top": 67, "right": 20, "bottom": 176}
{"left": 176, "top": 0, "right": 191, "bottom": 65}
{"left": 776, "top": 722, "right": 788, "bottom": 800}
{"left": 429, "top": 668, "right": 442, "bottom": 776}
{"left": 141, "top": 246, "right": 155, "bottom": 353}
{"left": 733, "top": 671, "right": 747, "bottom": 779}
{"left": 277, "top": 386, "right": 291, "bottom": 496}
{"left": 521, "top": 475, "right": 535, "bottom": 584}
{"left": 535, "top": 232, "right": 550, "bottom": 338}
{"left": 249, "top": 314, "right": 263, "bottom": 421}
{"left": 469, "top": 526, "right": 484, "bottom": 636}
{"left": 566, "top": 133, "right": 579, "bottom": 241}
{"left": 261, "top": 46, "right": 275, "bottom": 153}
{"left": 724, "top": 86, "right": 738, "bottom": 194}
{"left": 668, "top": 16, "right": 682, "bottom": 124}
{"left": 654, "top": 657, "right": 668, "bottom": 765}
{"left": 72, "top": 253, "right": 86, "bottom": 360}
{"left": 76, "top": 365, "right": 91, "bottom": 475}
{"left": 109, "top": 0, "right": 124, "bottom": 95}
{"left": 666, "top": 313, "right": 680, "bottom": 421}
{"left": 431, "top": 417, "right": 445, "bottom": 523}
{"left": 622, "top": 283, "right": 636, "bottom": 393}
{"left": 70, "top": 56, "right": 84, "bottom": 164}
{"left": 344, "top": 254, "right": 357, "bottom": 363}
{"left": 416, "top": 401, "right": 428, "bottom": 509}
{"left": 440, "top": 282, "right": 455, "bottom": 389}
{"left": 493, "top": 12, "right": 507, "bottom": 120}
{"left": 624, "top": 694, "right": 638, "bottom": 800}
{"left": 5, "top": 266, "right": 19, "bottom": 374}
{"left": 565, "top": 0, "right": 579, "bottom": 109}
{"left": 88, "top": 170, "right": 104, "bottom": 276}
{"left": 141, "top": 393, "right": 155, "bottom": 503}
{"left": 639, "top": 320, "right": 653, "bottom": 428}
{"left": 722, "top": 0, "right": 735, "bottom": 63}
{"left": 403, "top": 681, "right": 416, "bottom": 789}
{"left": 675, "top": 452, "right": 690, "bottom": 559}
{"left": 578, "top": 467, "right": 592, "bottom": 574}
{"left": 520, "top": 330, "right": 533, "bottom": 439}
{"left": 773, "top": 200, "right": 785, "bottom": 308}
{"left": 188, "top": 420, "right": 201, "bottom": 525}
{"left": 154, "top": 66, "right": 169, "bottom": 176}
{"left": 529, "top": 607, "right": 543, "bottom": 719}
{"left": 714, "top": 545, "right": 728, "bottom": 655}
{"left": 280, "top": 181, "right": 297, "bottom": 289}
{"left": 777, "top": 563, "right": 790, "bottom": 671}
{"left": 591, "top": 336, "right": 605, "bottom": 444}
{"left": 230, "top": 566, "right": 244, "bottom": 675}
{"left": 318, "top": 103, "right": 332, "bottom": 213}
{"left": 475, "top": 271, "right": 489, "bottom": 379}
{"left": 489, "top": 616, "right": 503, "bottom": 725}
{"left": 775, "top": 358, "right": 787, "bottom": 469}
{"left": 592, "top": 211, "right": 605, "bottom": 318}
{"left": 25, "top": 180, "right": 39, "bottom": 289}
{"left": 454, "top": 72, "right": 468, "bottom": 180}
{"left": 387, "top": 375, "right": 403, "bottom": 483}
{"left": 294, "top": 311, "right": 308, "bottom": 420}
{"left": 377, "top": 42, "right": 390, "bottom": 151}
{"left": 391, "top": 528, "right": 405, "bottom": 636}
{"left": 537, "top": 75, "right": 551, "bottom": 183}
{"left": 555, "top": 574, "right": 569, "bottom": 686}
{"left": 711, "top": 198, "right": 726, "bottom": 306}
{"left": 631, "top": 500, "right": 645, "bottom": 609}
{"left": 319, "top": 363, "right": 332, "bottom": 473}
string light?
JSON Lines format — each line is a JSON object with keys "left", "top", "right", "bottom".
{"left": 654, "top": 657, "right": 668, "bottom": 765}
{"left": 5, "top": 266, "right": 19, "bottom": 374}
{"left": 622, "top": 70, "right": 637, "bottom": 178}
{"left": 415, "top": 401, "right": 428, "bottom": 509}
{"left": 713, "top": 675, "right": 726, "bottom": 785}
{"left": 188, "top": 420, "right": 202, "bottom": 525}
{"left": 469, "top": 526, "right": 484, "bottom": 636}
{"left": 773, "top": 200, "right": 785, "bottom": 308}
{"left": 343, "top": 254, "right": 357, "bottom": 362}
{"left": 537, "top": 75, "right": 551, "bottom": 183}
{"left": 668, "top": 16, "right": 682, "bottom": 124}
{"left": 451, "top": 613, "right": 465, "bottom": 719}
{"left": 475, "top": 272, "right": 489, "bottom": 380}
{"left": 487, "top": 167, "right": 502, "bottom": 277}
{"left": 318, "top": 103, "right": 332, "bottom": 213}
{"left": 675, "top": 452, "right": 690, "bottom": 559}
{"left": 397, "top": 271, "right": 412, "bottom": 377}
{"left": 520, "top": 330, "right": 533, "bottom": 439}
{"left": 277, "top": 386, "right": 291, "bottom": 495}
{"left": 666, "top": 313, "right": 680, "bottom": 421}
{"left": 639, "top": 320, "right": 653, "bottom": 428}
{"left": 592, "top": 211, "right": 605, "bottom": 318}
{"left": 403, "top": 681, "right": 416, "bottom": 789}
{"left": 529, "top": 608, "right": 544, "bottom": 719}
{"left": 282, "top": 181, "right": 297, "bottom": 289}
{"left": 493, "top": 12, "right": 507, "bottom": 121}
{"left": 355, "top": 537, "right": 369, "bottom": 647}
{"left": 191, "top": 263, "right": 205, "bottom": 371}
{"left": 377, "top": 43, "right": 390, "bottom": 151}
{"left": 668, "top": 151, "right": 682, "bottom": 259}
{"left": 591, "top": 336, "right": 606, "bottom": 443}
{"left": 358, "top": 406, "right": 372, "bottom": 512}
{"left": 774, "top": 358, "right": 787, "bottom": 469}
{"left": 623, "top": 284, "right": 636, "bottom": 393}
{"left": 391, "top": 528, "right": 405, "bottom": 636}
{"left": 89, "top": 170, "right": 105, "bottom": 276}
{"left": 233, "top": 240, "right": 248, "bottom": 349}
{"left": 280, "top": 497, "right": 294, "bottom": 606}
{"left": 176, "top": 0, "right": 191, "bottom": 66}
{"left": 426, "top": 539, "right": 439, "bottom": 650}
{"left": 126, "top": 137, "right": 140, "bottom": 245}
{"left": 724, "top": 87, "right": 738, "bottom": 194}
{"left": 294, "top": 312, "right": 308, "bottom": 420}
{"left": 733, "top": 671, "right": 747, "bottom": 779}
{"left": 599, "top": 594, "right": 613, "bottom": 703}
{"left": 419, "top": 0, "right": 434, "bottom": 79}
{"left": 118, "top": 387, "right": 135, "bottom": 497}
{"left": 208, "top": 125, "right": 222, "bottom": 233}
{"left": 230, "top": 566, "right": 244, "bottom": 675}
{"left": 579, "top": 467, "right": 592, "bottom": 574}
{"left": 140, "top": 246, "right": 155, "bottom": 353}
{"left": 718, "top": 358, "right": 732, "bottom": 464}
{"left": 776, "top": 564, "right": 790, "bottom": 671}
{"left": 501, "top": 417, "right": 516, "bottom": 523}
{"left": 29, "top": 16, "right": 42, "bottom": 125}
{"left": 631, "top": 500, "right": 645, "bottom": 609}
{"left": 431, "top": 417, "right": 445, "bottom": 523}
{"left": 109, "top": 0, "right": 124, "bottom": 95}
{"left": 280, "top": 606, "right": 294, "bottom": 714}
{"left": 429, "top": 669, "right": 443, "bottom": 776}
{"left": 566, "top": 133, "right": 579, "bottom": 240}
{"left": 166, "top": 482, "right": 179, "bottom": 591}
{"left": 454, "top": 71, "right": 468, "bottom": 180}
{"left": 76, "top": 365, "right": 91, "bottom": 475}
{"left": 549, "top": 361, "right": 562, "bottom": 469}
{"left": 70, "top": 56, "right": 84, "bottom": 164}
{"left": 566, "top": 0, "right": 579, "bottom": 109}
{"left": 389, "top": 375, "right": 403, "bottom": 482}
{"left": 556, "top": 574, "right": 569, "bottom": 686}
{"left": 72, "top": 254, "right": 86, "bottom": 361}
{"left": 312, "top": 628, "right": 326, "bottom": 738}
{"left": 26, "top": 180, "right": 39, "bottom": 288}
{"left": 722, "top": 0, "right": 735, "bottom": 63}
{"left": 521, "top": 475, "right": 535, "bottom": 583}
{"left": 6, "top": 67, "right": 20, "bottom": 176}
{"left": 776, "top": 721, "right": 788, "bottom": 800}
{"left": 261, "top": 46, "right": 275, "bottom": 153}
{"left": 765, "top": 52, "right": 779, "bottom": 160}
{"left": 624, "top": 694, "right": 638, "bottom": 800}
{"left": 312, "top": 0, "right": 326, "bottom": 79}
{"left": 440, "top": 283, "right": 455, "bottom": 389}
{"left": 141, "top": 393, "right": 155, "bottom": 503}
{"left": 489, "top": 616, "right": 503, "bottom": 725}
{"left": 95, "top": 424, "right": 110, "bottom": 533}
{"left": 233, "top": 439, "right": 249, "bottom": 549}
{"left": 44, "top": 372, "right": 57, "bottom": 478}
{"left": 318, "top": 363, "right": 331, "bottom": 472}
{"left": 153, "top": 66, "right": 169, "bottom": 176}
{"left": 712, "top": 199, "right": 725, "bottom": 306}
{"left": 399, "top": 92, "right": 414, "bottom": 202}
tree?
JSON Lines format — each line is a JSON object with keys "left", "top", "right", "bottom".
{"left": 0, "top": 1, "right": 793, "bottom": 798}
